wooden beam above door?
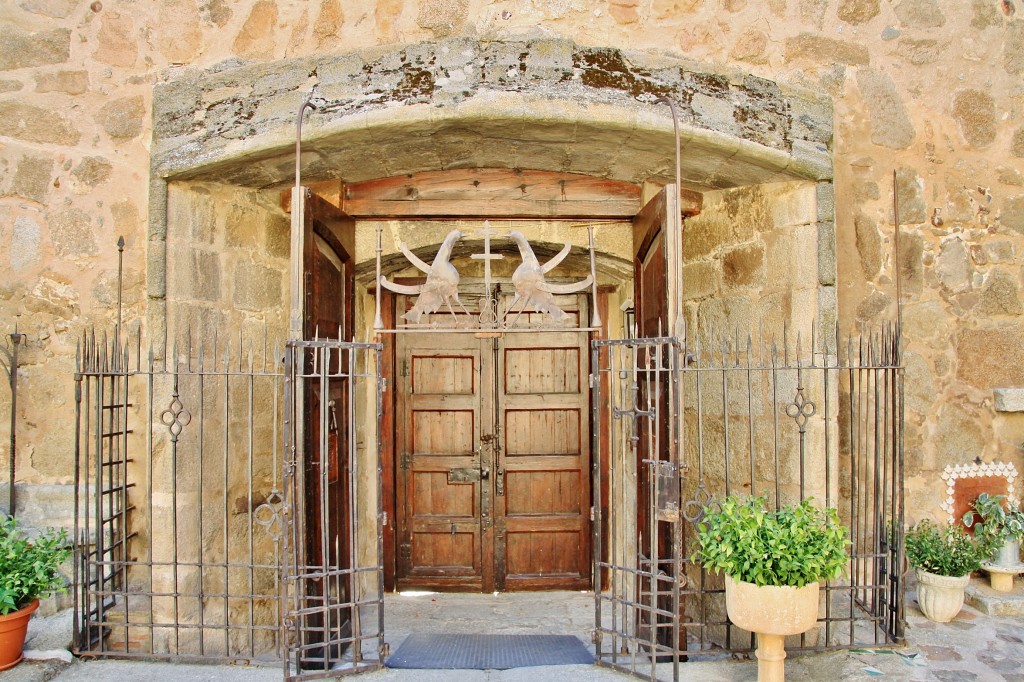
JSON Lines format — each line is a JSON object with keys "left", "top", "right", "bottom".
{"left": 336, "top": 169, "right": 702, "bottom": 220}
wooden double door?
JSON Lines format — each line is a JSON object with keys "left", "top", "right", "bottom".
{"left": 395, "top": 315, "right": 591, "bottom": 592}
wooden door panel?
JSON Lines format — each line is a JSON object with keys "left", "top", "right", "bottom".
{"left": 397, "top": 335, "right": 489, "bottom": 590}
{"left": 505, "top": 410, "right": 580, "bottom": 455}
{"left": 498, "top": 320, "right": 591, "bottom": 591}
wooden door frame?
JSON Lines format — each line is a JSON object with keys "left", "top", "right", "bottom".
{"left": 380, "top": 286, "right": 614, "bottom": 592}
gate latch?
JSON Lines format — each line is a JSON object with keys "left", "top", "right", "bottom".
{"left": 447, "top": 467, "right": 481, "bottom": 484}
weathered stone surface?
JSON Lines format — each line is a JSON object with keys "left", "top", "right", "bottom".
{"left": 894, "top": 0, "right": 946, "bottom": 28}
{"left": 682, "top": 260, "right": 719, "bottom": 299}
{"left": 609, "top": 0, "right": 640, "bottom": 24}
{"left": 722, "top": 0, "right": 746, "bottom": 11}
{"left": 852, "top": 180, "right": 880, "bottom": 202}
{"left": 856, "top": 289, "right": 891, "bottom": 321}
{"left": 856, "top": 68, "right": 915, "bottom": 150}
{"left": 234, "top": 262, "right": 282, "bottom": 310}
{"left": 1005, "top": 21, "right": 1024, "bottom": 75}
{"left": 110, "top": 199, "right": 139, "bottom": 235}
{"left": 94, "top": 13, "right": 137, "bottom": 67}
{"left": 935, "top": 238, "right": 971, "bottom": 293}
{"left": 799, "top": 0, "right": 828, "bottom": 28}
{"left": 652, "top": 0, "right": 704, "bottom": 18}
{"left": 233, "top": 0, "right": 278, "bottom": 60}
{"left": 314, "top": 0, "right": 344, "bottom": 45}
{"left": 855, "top": 213, "right": 881, "bottom": 278}
{"left": 0, "top": 101, "right": 80, "bottom": 145}
{"left": 982, "top": 240, "right": 1014, "bottom": 264}
{"left": 731, "top": 29, "right": 768, "bottom": 63}
{"left": 417, "top": 0, "right": 468, "bottom": 37}
{"left": 904, "top": 351, "right": 937, "bottom": 415}
{"left": 956, "top": 325, "right": 1024, "bottom": 388}
{"left": 818, "top": 221, "right": 836, "bottom": 286}
{"left": 933, "top": 402, "right": 986, "bottom": 468}
{"left": 34, "top": 70, "right": 88, "bottom": 95}
{"left": 722, "top": 243, "right": 765, "bottom": 287}
{"left": 0, "top": 80, "right": 20, "bottom": 92}
{"left": 226, "top": 203, "right": 260, "bottom": 247}
{"left": 972, "top": 0, "right": 1002, "bottom": 28}
{"left": 97, "top": 95, "right": 145, "bottom": 139}
{"left": 159, "top": 0, "right": 202, "bottom": 63}
{"left": 265, "top": 211, "right": 290, "bottom": 259}
{"left": 18, "top": 0, "right": 76, "bottom": 17}
{"left": 976, "top": 268, "right": 1023, "bottom": 316}
{"left": 71, "top": 156, "right": 113, "bottom": 191}
{"left": 998, "top": 166, "right": 1024, "bottom": 187}
{"left": 6, "top": 155, "right": 53, "bottom": 203}
{"left": 993, "top": 388, "right": 1024, "bottom": 412}
{"left": 953, "top": 89, "right": 996, "bottom": 148}
{"left": 838, "top": 0, "right": 880, "bottom": 24}
{"left": 895, "top": 167, "right": 927, "bottom": 223}
{"left": 10, "top": 215, "right": 41, "bottom": 272}
{"left": 1002, "top": 195, "right": 1024, "bottom": 234}
{"left": 784, "top": 34, "right": 870, "bottom": 66}
{"left": 1012, "top": 130, "right": 1024, "bottom": 157}
{"left": 898, "top": 229, "right": 924, "bottom": 295}
{"left": 0, "top": 26, "right": 70, "bottom": 70}
{"left": 896, "top": 38, "right": 941, "bottom": 66}
{"left": 49, "top": 208, "right": 98, "bottom": 257}
{"left": 201, "top": 0, "right": 232, "bottom": 26}
{"left": 185, "top": 250, "right": 221, "bottom": 302}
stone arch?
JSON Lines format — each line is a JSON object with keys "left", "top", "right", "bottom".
{"left": 148, "top": 39, "right": 835, "bottom": 340}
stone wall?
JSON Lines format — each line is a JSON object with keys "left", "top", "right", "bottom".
{"left": 1, "top": 0, "right": 1023, "bottom": 529}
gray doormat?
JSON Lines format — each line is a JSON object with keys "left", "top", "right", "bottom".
{"left": 386, "top": 633, "right": 595, "bottom": 669}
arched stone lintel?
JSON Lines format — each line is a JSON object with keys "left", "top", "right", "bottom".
{"left": 152, "top": 40, "right": 833, "bottom": 192}
{"left": 158, "top": 92, "right": 831, "bottom": 191}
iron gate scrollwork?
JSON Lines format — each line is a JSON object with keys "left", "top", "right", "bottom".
{"left": 73, "top": 331, "right": 385, "bottom": 679}
{"left": 592, "top": 325, "right": 904, "bottom": 682}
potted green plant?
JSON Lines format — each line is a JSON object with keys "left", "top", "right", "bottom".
{"left": 962, "top": 493, "right": 1024, "bottom": 591}
{"left": 695, "top": 496, "right": 848, "bottom": 682}
{"left": 905, "top": 519, "right": 989, "bottom": 623}
{"left": 0, "top": 516, "right": 70, "bottom": 670}
{"left": 962, "top": 493, "right": 1024, "bottom": 566}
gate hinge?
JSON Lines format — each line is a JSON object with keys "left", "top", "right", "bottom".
{"left": 399, "top": 543, "right": 412, "bottom": 560}
{"left": 590, "top": 505, "right": 595, "bottom": 521}
{"left": 589, "top": 373, "right": 597, "bottom": 389}
{"left": 401, "top": 359, "right": 409, "bottom": 378}
{"left": 400, "top": 452, "right": 411, "bottom": 469}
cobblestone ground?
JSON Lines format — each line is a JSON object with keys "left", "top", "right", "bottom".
{"left": 14, "top": 581, "right": 1024, "bottom": 681}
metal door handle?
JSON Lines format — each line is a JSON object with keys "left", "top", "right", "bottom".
{"left": 480, "top": 467, "right": 490, "bottom": 479}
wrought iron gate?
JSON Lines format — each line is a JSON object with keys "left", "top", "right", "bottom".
{"left": 73, "top": 332, "right": 384, "bottom": 678}
{"left": 592, "top": 326, "right": 904, "bottom": 681}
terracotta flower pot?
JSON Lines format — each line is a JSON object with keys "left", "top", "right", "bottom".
{"left": 725, "top": 574, "right": 820, "bottom": 682}
{"left": 0, "top": 599, "right": 39, "bottom": 671}
{"left": 916, "top": 569, "right": 969, "bottom": 623}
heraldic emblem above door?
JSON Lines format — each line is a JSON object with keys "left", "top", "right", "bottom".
{"left": 373, "top": 220, "right": 601, "bottom": 334}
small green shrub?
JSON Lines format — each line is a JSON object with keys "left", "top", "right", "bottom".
{"left": 695, "top": 496, "right": 849, "bottom": 588}
{"left": 905, "top": 519, "right": 988, "bottom": 578}
{"left": 0, "top": 516, "right": 71, "bottom": 615}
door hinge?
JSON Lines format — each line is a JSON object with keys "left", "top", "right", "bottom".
{"left": 399, "top": 543, "right": 412, "bottom": 560}
{"left": 400, "top": 359, "right": 409, "bottom": 378}
{"left": 400, "top": 452, "right": 411, "bottom": 469}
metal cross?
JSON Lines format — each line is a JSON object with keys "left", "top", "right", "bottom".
{"left": 470, "top": 220, "right": 504, "bottom": 326}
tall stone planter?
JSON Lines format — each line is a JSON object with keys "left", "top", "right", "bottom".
{"left": 0, "top": 599, "right": 38, "bottom": 671}
{"left": 725, "top": 574, "right": 820, "bottom": 682}
{"left": 916, "top": 569, "right": 969, "bottom": 623}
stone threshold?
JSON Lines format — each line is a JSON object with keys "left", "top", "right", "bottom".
{"left": 965, "top": 576, "right": 1024, "bottom": 616}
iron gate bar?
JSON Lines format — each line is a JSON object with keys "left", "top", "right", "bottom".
{"left": 592, "top": 325, "right": 905, "bottom": 682}
{"left": 282, "top": 338, "right": 384, "bottom": 681}
{"left": 75, "top": 329, "right": 352, "bottom": 666}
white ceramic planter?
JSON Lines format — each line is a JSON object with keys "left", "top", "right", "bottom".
{"left": 916, "top": 569, "right": 969, "bottom": 623}
{"left": 725, "top": 574, "right": 820, "bottom": 682}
